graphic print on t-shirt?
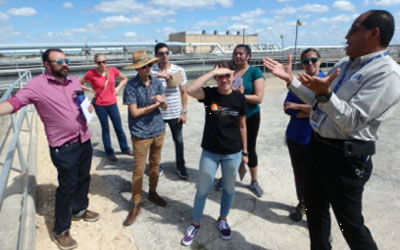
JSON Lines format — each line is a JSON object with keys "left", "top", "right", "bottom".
{"left": 210, "top": 101, "right": 239, "bottom": 117}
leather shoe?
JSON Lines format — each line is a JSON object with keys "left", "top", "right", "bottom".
{"left": 72, "top": 209, "right": 100, "bottom": 222}
{"left": 123, "top": 205, "right": 141, "bottom": 226}
{"left": 55, "top": 231, "right": 77, "bottom": 250}
{"left": 289, "top": 202, "right": 306, "bottom": 222}
{"left": 107, "top": 154, "right": 118, "bottom": 162}
{"left": 122, "top": 150, "right": 133, "bottom": 156}
{"left": 148, "top": 191, "right": 167, "bottom": 207}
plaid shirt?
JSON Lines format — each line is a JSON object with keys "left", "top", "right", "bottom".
{"left": 123, "top": 74, "right": 165, "bottom": 139}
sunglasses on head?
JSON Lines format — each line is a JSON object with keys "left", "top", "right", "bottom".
{"left": 157, "top": 51, "right": 170, "bottom": 56}
{"left": 49, "top": 58, "right": 70, "bottom": 65}
{"left": 302, "top": 57, "right": 320, "bottom": 65}
{"left": 140, "top": 63, "right": 153, "bottom": 69}
{"left": 96, "top": 60, "right": 107, "bottom": 65}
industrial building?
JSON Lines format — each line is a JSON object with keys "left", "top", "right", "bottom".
{"left": 168, "top": 31, "right": 258, "bottom": 53}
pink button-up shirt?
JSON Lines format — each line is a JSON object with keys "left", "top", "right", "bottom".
{"left": 7, "top": 73, "right": 92, "bottom": 147}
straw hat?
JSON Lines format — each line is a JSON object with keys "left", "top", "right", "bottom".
{"left": 124, "top": 50, "right": 159, "bottom": 69}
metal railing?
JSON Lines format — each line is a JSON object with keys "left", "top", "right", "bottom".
{"left": 0, "top": 70, "right": 36, "bottom": 250}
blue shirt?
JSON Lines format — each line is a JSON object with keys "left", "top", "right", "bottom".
{"left": 123, "top": 74, "right": 165, "bottom": 139}
{"left": 284, "top": 70, "right": 326, "bottom": 144}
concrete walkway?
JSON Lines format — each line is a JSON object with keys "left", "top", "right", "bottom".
{"left": 69, "top": 76, "right": 400, "bottom": 250}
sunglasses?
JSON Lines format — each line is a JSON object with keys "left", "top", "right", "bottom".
{"left": 215, "top": 74, "right": 232, "bottom": 79}
{"left": 96, "top": 60, "right": 107, "bottom": 65}
{"left": 157, "top": 51, "right": 170, "bottom": 56}
{"left": 302, "top": 57, "right": 320, "bottom": 65}
{"left": 49, "top": 58, "right": 70, "bottom": 65}
{"left": 347, "top": 24, "right": 367, "bottom": 35}
{"left": 140, "top": 63, "right": 153, "bottom": 69}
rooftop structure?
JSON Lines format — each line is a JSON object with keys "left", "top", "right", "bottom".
{"left": 168, "top": 31, "right": 258, "bottom": 54}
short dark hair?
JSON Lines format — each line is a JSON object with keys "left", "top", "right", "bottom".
{"left": 300, "top": 48, "right": 321, "bottom": 60}
{"left": 154, "top": 42, "right": 169, "bottom": 55}
{"left": 214, "top": 60, "right": 234, "bottom": 70}
{"left": 42, "top": 48, "right": 64, "bottom": 63}
{"left": 361, "top": 10, "right": 394, "bottom": 47}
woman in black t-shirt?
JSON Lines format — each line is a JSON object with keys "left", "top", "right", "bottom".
{"left": 181, "top": 61, "right": 248, "bottom": 246}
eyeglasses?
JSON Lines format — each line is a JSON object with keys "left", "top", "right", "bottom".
{"left": 96, "top": 60, "right": 107, "bottom": 65}
{"left": 302, "top": 57, "right": 320, "bottom": 65}
{"left": 49, "top": 58, "right": 70, "bottom": 65}
{"left": 157, "top": 51, "right": 170, "bottom": 56}
{"left": 140, "top": 63, "right": 153, "bottom": 69}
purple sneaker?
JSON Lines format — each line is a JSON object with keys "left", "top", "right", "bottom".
{"left": 217, "top": 219, "right": 232, "bottom": 240}
{"left": 181, "top": 224, "right": 200, "bottom": 246}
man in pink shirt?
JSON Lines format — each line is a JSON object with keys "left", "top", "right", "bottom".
{"left": 0, "top": 48, "right": 99, "bottom": 250}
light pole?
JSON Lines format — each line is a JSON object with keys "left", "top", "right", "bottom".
{"left": 243, "top": 28, "right": 245, "bottom": 44}
{"left": 293, "top": 19, "right": 302, "bottom": 70}
{"left": 280, "top": 34, "right": 284, "bottom": 55}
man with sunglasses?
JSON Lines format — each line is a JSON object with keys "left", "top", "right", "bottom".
{"left": 264, "top": 10, "right": 400, "bottom": 250}
{"left": 122, "top": 50, "right": 168, "bottom": 226}
{"left": 151, "top": 43, "right": 189, "bottom": 179}
{"left": 0, "top": 48, "right": 99, "bottom": 250}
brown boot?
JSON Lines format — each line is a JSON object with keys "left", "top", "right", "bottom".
{"left": 289, "top": 202, "right": 306, "bottom": 222}
{"left": 148, "top": 191, "right": 167, "bottom": 207}
{"left": 123, "top": 204, "right": 142, "bottom": 226}
{"left": 55, "top": 231, "right": 78, "bottom": 250}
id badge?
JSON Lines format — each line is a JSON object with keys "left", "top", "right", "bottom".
{"left": 310, "top": 108, "right": 327, "bottom": 128}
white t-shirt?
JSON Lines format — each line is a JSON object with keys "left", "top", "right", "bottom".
{"left": 151, "top": 63, "right": 187, "bottom": 120}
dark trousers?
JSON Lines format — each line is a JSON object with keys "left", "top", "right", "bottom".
{"left": 94, "top": 103, "right": 130, "bottom": 156}
{"left": 49, "top": 140, "right": 92, "bottom": 235}
{"left": 306, "top": 135, "right": 378, "bottom": 250}
{"left": 286, "top": 138, "right": 310, "bottom": 203}
{"left": 246, "top": 112, "right": 260, "bottom": 168}
{"left": 165, "top": 118, "right": 185, "bottom": 169}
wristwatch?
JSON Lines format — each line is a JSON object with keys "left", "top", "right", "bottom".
{"left": 181, "top": 109, "right": 187, "bottom": 114}
{"left": 316, "top": 92, "right": 333, "bottom": 103}
{"left": 242, "top": 152, "right": 249, "bottom": 156}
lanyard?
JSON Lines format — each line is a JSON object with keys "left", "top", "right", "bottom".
{"left": 332, "top": 51, "right": 389, "bottom": 93}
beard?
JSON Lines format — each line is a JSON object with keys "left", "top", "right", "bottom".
{"left": 50, "top": 64, "right": 69, "bottom": 78}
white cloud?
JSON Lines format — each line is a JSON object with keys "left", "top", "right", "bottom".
{"left": 318, "top": 14, "right": 354, "bottom": 24}
{"left": 194, "top": 17, "right": 230, "bottom": 29}
{"left": 62, "top": 2, "right": 74, "bottom": 8}
{"left": 298, "top": 4, "right": 329, "bottom": 12}
{"left": 149, "top": 0, "right": 233, "bottom": 9}
{"left": 7, "top": 7, "right": 37, "bottom": 16}
{"left": 232, "top": 8, "right": 265, "bottom": 21}
{"left": 94, "top": 0, "right": 146, "bottom": 13}
{"left": 0, "top": 12, "right": 9, "bottom": 21}
{"left": 274, "top": 5, "right": 296, "bottom": 14}
{"left": 374, "top": 0, "right": 400, "bottom": 6}
{"left": 99, "top": 9, "right": 175, "bottom": 28}
{"left": 123, "top": 31, "right": 137, "bottom": 38}
{"left": 333, "top": 1, "right": 356, "bottom": 11}
{"left": 227, "top": 24, "right": 251, "bottom": 31}
{"left": 155, "top": 27, "right": 177, "bottom": 34}
{"left": 277, "top": 0, "right": 292, "bottom": 2}
{"left": 0, "top": 27, "right": 22, "bottom": 42}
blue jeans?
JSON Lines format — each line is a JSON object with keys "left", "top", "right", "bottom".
{"left": 165, "top": 118, "right": 185, "bottom": 169}
{"left": 192, "top": 149, "right": 241, "bottom": 222}
{"left": 94, "top": 103, "right": 130, "bottom": 155}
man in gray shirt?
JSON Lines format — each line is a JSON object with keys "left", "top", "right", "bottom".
{"left": 264, "top": 10, "right": 400, "bottom": 250}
